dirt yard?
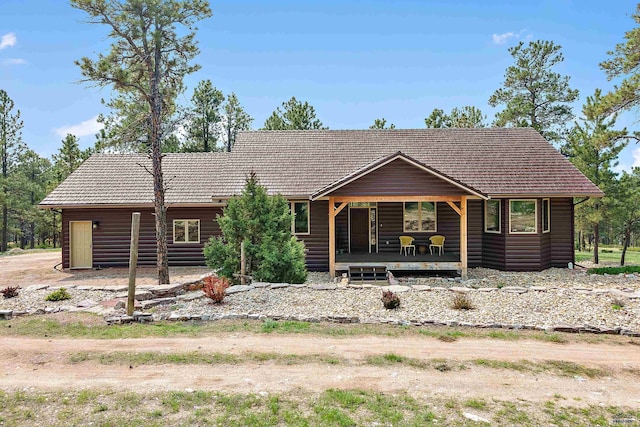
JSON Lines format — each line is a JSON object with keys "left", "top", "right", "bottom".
{"left": 0, "top": 250, "right": 211, "bottom": 288}
{"left": 1, "top": 251, "right": 639, "bottom": 414}
{"left": 1, "top": 331, "right": 639, "bottom": 408}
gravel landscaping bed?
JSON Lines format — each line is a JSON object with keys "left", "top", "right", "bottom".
{"left": 1, "top": 268, "right": 639, "bottom": 335}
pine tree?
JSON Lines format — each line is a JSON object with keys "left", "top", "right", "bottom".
{"left": 0, "top": 89, "right": 26, "bottom": 252}
{"left": 221, "top": 92, "right": 253, "bottom": 152}
{"left": 53, "top": 134, "right": 90, "bottom": 181}
{"left": 489, "top": 40, "right": 579, "bottom": 143}
{"left": 186, "top": 79, "right": 224, "bottom": 152}
{"left": 263, "top": 97, "right": 327, "bottom": 130}
{"left": 424, "top": 106, "right": 486, "bottom": 128}
{"left": 369, "top": 118, "right": 396, "bottom": 129}
{"left": 73, "top": 0, "right": 212, "bottom": 284}
{"left": 204, "top": 172, "right": 307, "bottom": 283}
{"left": 563, "top": 89, "right": 632, "bottom": 263}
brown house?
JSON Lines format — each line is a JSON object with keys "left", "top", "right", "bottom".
{"left": 40, "top": 128, "right": 603, "bottom": 279}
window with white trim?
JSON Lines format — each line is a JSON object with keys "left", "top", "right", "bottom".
{"left": 173, "top": 219, "right": 200, "bottom": 243}
{"left": 542, "top": 198, "right": 550, "bottom": 233}
{"left": 509, "top": 200, "right": 537, "bottom": 234}
{"left": 485, "top": 199, "right": 501, "bottom": 233}
{"left": 291, "top": 201, "right": 310, "bottom": 235}
{"left": 403, "top": 202, "right": 437, "bottom": 232}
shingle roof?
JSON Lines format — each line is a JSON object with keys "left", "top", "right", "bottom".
{"left": 40, "top": 128, "right": 603, "bottom": 207}
{"left": 40, "top": 152, "right": 230, "bottom": 206}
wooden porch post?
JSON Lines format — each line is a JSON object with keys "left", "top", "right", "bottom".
{"left": 460, "top": 196, "right": 468, "bottom": 280}
{"left": 329, "top": 197, "right": 336, "bottom": 278}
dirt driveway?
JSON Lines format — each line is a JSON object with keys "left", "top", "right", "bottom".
{"left": 2, "top": 251, "right": 639, "bottom": 409}
{"left": 1, "top": 333, "right": 639, "bottom": 408}
{"left": 0, "top": 251, "right": 210, "bottom": 288}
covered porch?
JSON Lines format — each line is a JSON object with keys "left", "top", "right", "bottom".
{"left": 310, "top": 152, "right": 490, "bottom": 280}
{"left": 327, "top": 195, "right": 470, "bottom": 279}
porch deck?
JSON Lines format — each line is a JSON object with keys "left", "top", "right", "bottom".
{"left": 334, "top": 251, "right": 461, "bottom": 272}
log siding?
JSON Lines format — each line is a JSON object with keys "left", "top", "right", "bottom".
{"left": 61, "top": 197, "right": 576, "bottom": 273}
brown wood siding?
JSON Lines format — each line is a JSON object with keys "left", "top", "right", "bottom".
{"left": 299, "top": 201, "right": 329, "bottom": 272}
{"left": 482, "top": 199, "right": 506, "bottom": 270}
{"left": 330, "top": 159, "right": 470, "bottom": 197}
{"left": 550, "top": 198, "right": 574, "bottom": 268}
{"left": 467, "top": 200, "right": 483, "bottom": 267}
{"left": 167, "top": 208, "right": 222, "bottom": 266}
{"left": 378, "top": 203, "right": 404, "bottom": 253}
{"left": 376, "top": 202, "right": 460, "bottom": 256}
{"left": 335, "top": 208, "right": 349, "bottom": 253}
{"left": 62, "top": 207, "right": 222, "bottom": 268}
{"left": 504, "top": 198, "right": 543, "bottom": 271}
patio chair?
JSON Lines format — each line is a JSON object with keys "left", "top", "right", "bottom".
{"left": 399, "top": 235, "right": 416, "bottom": 256}
{"left": 429, "top": 235, "right": 445, "bottom": 256}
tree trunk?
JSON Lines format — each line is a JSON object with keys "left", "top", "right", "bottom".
{"left": 30, "top": 221, "right": 35, "bottom": 249}
{"left": 621, "top": 226, "right": 631, "bottom": 267}
{"left": 1, "top": 205, "right": 6, "bottom": 252}
{"left": 150, "top": 31, "right": 170, "bottom": 286}
{"left": 593, "top": 223, "right": 599, "bottom": 264}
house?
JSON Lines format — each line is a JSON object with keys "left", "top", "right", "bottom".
{"left": 39, "top": 128, "right": 603, "bottom": 279}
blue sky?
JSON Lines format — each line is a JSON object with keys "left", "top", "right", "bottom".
{"left": 1, "top": 0, "right": 639, "bottom": 171}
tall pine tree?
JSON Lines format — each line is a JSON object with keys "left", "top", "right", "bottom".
{"left": 489, "top": 40, "right": 579, "bottom": 143}
{"left": 73, "top": 0, "right": 212, "bottom": 284}
{"left": 0, "top": 89, "right": 26, "bottom": 252}
{"left": 263, "top": 97, "right": 327, "bottom": 130}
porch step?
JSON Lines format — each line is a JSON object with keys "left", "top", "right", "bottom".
{"left": 348, "top": 265, "right": 388, "bottom": 283}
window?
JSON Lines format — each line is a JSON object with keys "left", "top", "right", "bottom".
{"left": 173, "top": 219, "right": 200, "bottom": 243}
{"left": 403, "top": 202, "right": 436, "bottom": 232}
{"left": 291, "top": 201, "right": 310, "bottom": 235}
{"left": 485, "top": 199, "right": 501, "bottom": 233}
{"left": 542, "top": 198, "right": 550, "bottom": 233}
{"left": 509, "top": 200, "right": 537, "bottom": 234}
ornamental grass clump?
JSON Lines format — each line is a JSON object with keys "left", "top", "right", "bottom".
{"left": 451, "top": 293, "right": 474, "bottom": 310}
{"left": 202, "top": 276, "right": 230, "bottom": 303}
{"left": 381, "top": 290, "right": 400, "bottom": 309}
{"left": 1, "top": 286, "right": 19, "bottom": 299}
{"left": 45, "top": 288, "right": 72, "bottom": 302}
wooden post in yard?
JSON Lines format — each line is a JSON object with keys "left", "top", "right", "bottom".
{"left": 240, "top": 240, "right": 246, "bottom": 286}
{"left": 127, "top": 212, "right": 141, "bottom": 316}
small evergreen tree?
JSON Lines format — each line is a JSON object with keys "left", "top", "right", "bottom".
{"left": 204, "top": 172, "right": 307, "bottom": 283}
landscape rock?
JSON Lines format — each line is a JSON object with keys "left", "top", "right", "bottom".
{"left": 309, "top": 284, "right": 337, "bottom": 291}
{"left": 226, "top": 285, "right": 255, "bottom": 294}
{"left": 115, "top": 291, "right": 153, "bottom": 301}
{"left": 385, "top": 285, "right": 411, "bottom": 293}
{"left": 463, "top": 413, "right": 490, "bottom": 423}
{"left": 76, "top": 299, "right": 98, "bottom": 308}
{"left": 176, "top": 292, "right": 203, "bottom": 301}
{"left": 140, "top": 297, "right": 176, "bottom": 309}
{"left": 501, "top": 286, "right": 529, "bottom": 294}
{"left": 0, "top": 310, "right": 13, "bottom": 320}
{"left": 252, "top": 282, "right": 271, "bottom": 288}
{"left": 449, "top": 286, "right": 471, "bottom": 293}
{"left": 149, "top": 283, "right": 185, "bottom": 298}
{"left": 24, "top": 284, "right": 49, "bottom": 292}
